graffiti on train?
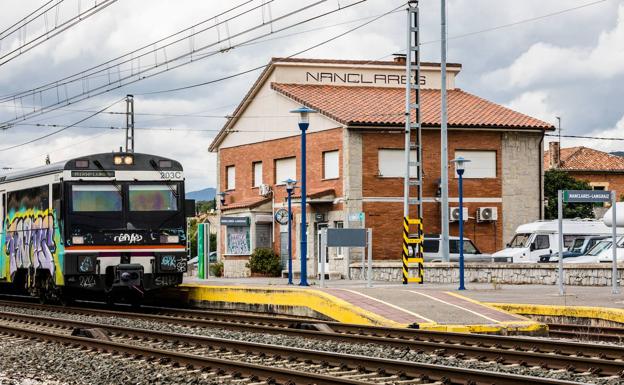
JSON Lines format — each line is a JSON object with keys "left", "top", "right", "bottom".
{"left": 4, "top": 209, "right": 59, "bottom": 279}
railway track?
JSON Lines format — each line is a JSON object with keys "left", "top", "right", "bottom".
{"left": 548, "top": 323, "right": 624, "bottom": 343}
{"left": 2, "top": 299, "right": 624, "bottom": 374}
{"left": 0, "top": 309, "right": 595, "bottom": 385}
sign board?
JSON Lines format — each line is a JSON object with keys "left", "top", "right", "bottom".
{"left": 327, "top": 228, "right": 366, "bottom": 247}
{"left": 220, "top": 216, "right": 249, "bottom": 226}
{"left": 563, "top": 190, "right": 611, "bottom": 203}
{"left": 71, "top": 170, "right": 115, "bottom": 178}
{"left": 348, "top": 212, "right": 365, "bottom": 222}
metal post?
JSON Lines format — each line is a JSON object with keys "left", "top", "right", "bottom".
{"left": 612, "top": 191, "right": 619, "bottom": 294}
{"left": 458, "top": 170, "right": 465, "bottom": 290}
{"left": 125, "top": 94, "right": 135, "bottom": 153}
{"left": 367, "top": 228, "right": 373, "bottom": 288}
{"left": 205, "top": 222, "right": 211, "bottom": 279}
{"left": 440, "top": 0, "right": 449, "bottom": 262}
{"left": 558, "top": 190, "right": 564, "bottom": 296}
{"left": 287, "top": 189, "right": 293, "bottom": 285}
{"left": 299, "top": 123, "right": 309, "bottom": 286}
{"left": 320, "top": 228, "right": 326, "bottom": 288}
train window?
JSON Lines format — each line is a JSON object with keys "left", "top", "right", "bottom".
{"left": 72, "top": 185, "right": 122, "bottom": 212}
{"left": 129, "top": 184, "right": 178, "bottom": 211}
{"left": 7, "top": 185, "right": 49, "bottom": 212}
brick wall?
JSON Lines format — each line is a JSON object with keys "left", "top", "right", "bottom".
{"left": 568, "top": 172, "right": 624, "bottom": 198}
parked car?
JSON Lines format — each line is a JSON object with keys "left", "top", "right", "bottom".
{"left": 539, "top": 235, "right": 610, "bottom": 263}
{"left": 563, "top": 239, "right": 619, "bottom": 263}
{"left": 409, "top": 234, "right": 491, "bottom": 262}
{"left": 492, "top": 219, "right": 621, "bottom": 263}
{"left": 187, "top": 251, "right": 218, "bottom": 267}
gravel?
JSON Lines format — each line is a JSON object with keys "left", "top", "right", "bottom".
{"left": 0, "top": 335, "right": 231, "bottom": 385}
{"left": 0, "top": 305, "right": 622, "bottom": 384}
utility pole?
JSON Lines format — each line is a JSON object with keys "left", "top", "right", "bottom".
{"left": 556, "top": 116, "right": 561, "bottom": 164}
{"left": 440, "top": 0, "right": 450, "bottom": 262}
{"left": 125, "top": 94, "right": 135, "bottom": 153}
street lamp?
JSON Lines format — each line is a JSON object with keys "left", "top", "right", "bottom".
{"left": 217, "top": 191, "right": 227, "bottom": 208}
{"left": 450, "top": 156, "right": 470, "bottom": 291}
{"left": 284, "top": 178, "right": 297, "bottom": 285}
{"left": 290, "top": 106, "right": 316, "bottom": 286}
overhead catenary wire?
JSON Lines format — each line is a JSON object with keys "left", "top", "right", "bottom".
{"left": 0, "top": 0, "right": 118, "bottom": 67}
{"left": 0, "top": 0, "right": 60, "bottom": 39}
{"left": 0, "top": 0, "right": 364, "bottom": 128}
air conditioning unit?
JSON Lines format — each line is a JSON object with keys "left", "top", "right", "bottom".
{"left": 259, "top": 184, "right": 271, "bottom": 197}
{"left": 449, "top": 207, "right": 468, "bottom": 222}
{"left": 477, "top": 207, "right": 498, "bottom": 222}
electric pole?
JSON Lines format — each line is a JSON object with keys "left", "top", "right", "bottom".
{"left": 440, "top": 0, "right": 450, "bottom": 262}
{"left": 125, "top": 94, "right": 135, "bottom": 153}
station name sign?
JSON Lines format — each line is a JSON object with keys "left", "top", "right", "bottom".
{"left": 71, "top": 170, "right": 115, "bottom": 178}
{"left": 306, "top": 72, "right": 426, "bottom": 86}
{"left": 563, "top": 190, "right": 612, "bottom": 203}
{"left": 220, "top": 216, "right": 249, "bottom": 226}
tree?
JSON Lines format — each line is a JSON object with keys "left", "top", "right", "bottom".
{"left": 196, "top": 200, "right": 215, "bottom": 215}
{"left": 544, "top": 169, "right": 594, "bottom": 219}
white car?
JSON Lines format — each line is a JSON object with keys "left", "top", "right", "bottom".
{"left": 564, "top": 239, "right": 624, "bottom": 263}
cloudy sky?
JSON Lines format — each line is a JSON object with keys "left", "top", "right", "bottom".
{"left": 0, "top": 0, "right": 622, "bottom": 191}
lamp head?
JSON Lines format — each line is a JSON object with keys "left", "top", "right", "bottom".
{"left": 217, "top": 191, "right": 227, "bottom": 205}
{"left": 290, "top": 106, "right": 316, "bottom": 125}
{"left": 450, "top": 156, "right": 470, "bottom": 173}
{"left": 284, "top": 178, "right": 297, "bottom": 193}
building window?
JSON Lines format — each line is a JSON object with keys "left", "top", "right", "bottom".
{"left": 454, "top": 150, "right": 496, "bottom": 178}
{"left": 334, "top": 220, "right": 344, "bottom": 257}
{"left": 323, "top": 150, "right": 339, "bottom": 179}
{"left": 252, "top": 161, "right": 263, "bottom": 187}
{"left": 226, "top": 225, "right": 250, "bottom": 255}
{"left": 378, "top": 149, "right": 417, "bottom": 178}
{"left": 255, "top": 223, "right": 271, "bottom": 249}
{"left": 226, "top": 165, "right": 236, "bottom": 190}
{"left": 275, "top": 157, "right": 296, "bottom": 184}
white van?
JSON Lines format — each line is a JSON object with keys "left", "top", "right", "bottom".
{"left": 492, "top": 220, "right": 618, "bottom": 263}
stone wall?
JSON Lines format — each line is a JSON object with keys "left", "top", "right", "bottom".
{"left": 349, "top": 262, "right": 624, "bottom": 286}
{"left": 502, "top": 132, "right": 543, "bottom": 245}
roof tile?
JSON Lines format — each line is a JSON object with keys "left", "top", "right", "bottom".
{"left": 545, "top": 146, "right": 624, "bottom": 172}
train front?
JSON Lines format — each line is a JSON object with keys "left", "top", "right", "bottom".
{"left": 62, "top": 152, "right": 189, "bottom": 302}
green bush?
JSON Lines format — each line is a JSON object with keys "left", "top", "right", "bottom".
{"left": 247, "top": 248, "right": 282, "bottom": 276}
{"left": 209, "top": 261, "right": 224, "bottom": 277}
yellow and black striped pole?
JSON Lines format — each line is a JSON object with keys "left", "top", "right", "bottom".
{"left": 403, "top": 216, "right": 424, "bottom": 284}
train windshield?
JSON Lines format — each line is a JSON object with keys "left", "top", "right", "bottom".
{"left": 72, "top": 185, "right": 122, "bottom": 212}
{"left": 129, "top": 185, "right": 177, "bottom": 211}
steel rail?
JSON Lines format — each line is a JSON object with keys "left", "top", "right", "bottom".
{"left": 0, "top": 311, "right": 587, "bottom": 385}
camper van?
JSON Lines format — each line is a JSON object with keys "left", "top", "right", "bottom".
{"left": 492, "top": 220, "right": 618, "bottom": 263}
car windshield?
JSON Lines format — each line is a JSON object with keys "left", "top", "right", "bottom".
{"left": 509, "top": 233, "right": 531, "bottom": 248}
{"left": 587, "top": 240, "right": 612, "bottom": 256}
{"left": 570, "top": 238, "right": 586, "bottom": 253}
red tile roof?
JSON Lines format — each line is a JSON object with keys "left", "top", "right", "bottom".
{"left": 222, "top": 197, "right": 271, "bottom": 211}
{"left": 271, "top": 57, "right": 462, "bottom": 68}
{"left": 271, "top": 83, "right": 554, "bottom": 130}
{"left": 545, "top": 146, "right": 624, "bottom": 172}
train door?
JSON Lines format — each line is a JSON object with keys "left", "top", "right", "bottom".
{"left": 0, "top": 190, "right": 5, "bottom": 279}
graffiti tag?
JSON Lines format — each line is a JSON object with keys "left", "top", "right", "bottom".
{"left": 154, "top": 275, "right": 178, "bottom": 286}
{"left": 78, "top": 275, "right": 96, "bottom": 288}
{"left": 78, "top": 256, "right": 94, "bottom": 273}
{"left": 113, "top": 233, "right": 143, "bottom": 244}
{"left": 5, "top": 210, "right": 56, "bottom": 279}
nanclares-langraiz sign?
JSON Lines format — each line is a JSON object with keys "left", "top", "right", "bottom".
{"left": 563, "top": 190, "right": 611, "bottom": 203}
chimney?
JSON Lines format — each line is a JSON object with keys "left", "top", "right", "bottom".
{"left": 549, "top": 141, "right": 560, "bottom": 169}
{"left": 393, "top": 53, "right": 406, "bottom": 65}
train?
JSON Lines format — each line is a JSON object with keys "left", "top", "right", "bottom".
{"left": 0, "top": 151, "right": 193, "bottom": 304}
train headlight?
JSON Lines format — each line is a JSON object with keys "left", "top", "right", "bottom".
{"left": 160, "top": 235, "right": 179, "bottom": 244}
{"left": 113, "top": 156, "right": 123, "bottom": 165}
{"left": 123, "top": 155, "right": 134, "bottom": 165}
{"left": 72, "top": 236, "right": 84, "bottom": 245}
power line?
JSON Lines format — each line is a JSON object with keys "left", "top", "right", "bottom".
{"left": 0, "top": 0, "right": 60, "bottom": 39}
{"left": 0, "top": 0, "right": 118, "bottom": 67}
{"left": 0, "top": 0, "right": 363, "bottom": 128}
{"left": 545, "top": 133, "right": 624, "bottom": 141}
{"left": 0, "top": 98, "right": 124, "bottom": 152}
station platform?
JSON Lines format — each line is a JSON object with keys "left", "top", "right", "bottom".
{"left": 173, "top": 278, "right": 550, "bottom": 334}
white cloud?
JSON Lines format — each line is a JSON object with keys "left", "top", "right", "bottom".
{"left": 484, "top": 4, "right": 624, "bottom": 88}
{"left": 505, "top": 90, "right": 560, "bottom": 124}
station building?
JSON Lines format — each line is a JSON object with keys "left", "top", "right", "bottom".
{"left": 208, "top": 57, "right": 554, "bottom": 278}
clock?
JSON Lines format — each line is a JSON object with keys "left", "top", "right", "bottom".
{"left": 275, "top": 209, "right": 290, "bottom": 225}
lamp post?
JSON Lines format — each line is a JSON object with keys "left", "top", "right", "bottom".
{"left": 284, "top": 178, "right": 297, "bottom": 285}
{"left": 290, "top": 106, "right": 316, "bottom": 286}
{"left": 450, "top": 157, "right": 470, "bottom": 291}
{"left": 218, "top": 191, "right": 227, "bottom": 208}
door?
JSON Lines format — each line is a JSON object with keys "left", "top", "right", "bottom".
{"left": 529, "top": 234, "right": 551, "bottom": 262}
{"left": 317, "top": 223, "right": 328, "bottom": 276}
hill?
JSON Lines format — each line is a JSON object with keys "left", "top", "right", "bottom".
{"left": 186, "top": 187, "right": 216, "bottom": 201}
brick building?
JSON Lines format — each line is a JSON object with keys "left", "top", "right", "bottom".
{"left": 545, "top": 142, "right": 624, "bottom": 197}
{"left": 208, "top": 57, "right": 554, "bottom": 278}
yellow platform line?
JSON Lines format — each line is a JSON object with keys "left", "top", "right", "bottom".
{"left": 487, "top": 302, "right": 624, "bottom": 325}
{"left": 339, "top": 289, "right": 435, "bottom": 323}
{"left": 179, "top": 284, "right": 404, "bottom": 327}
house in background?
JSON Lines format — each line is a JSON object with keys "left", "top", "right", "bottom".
{"left": 545, "top": 142, "right": 624, "bottom": 214}
{"left": 209, "top": 57, "right": 554, "bottom": 278}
